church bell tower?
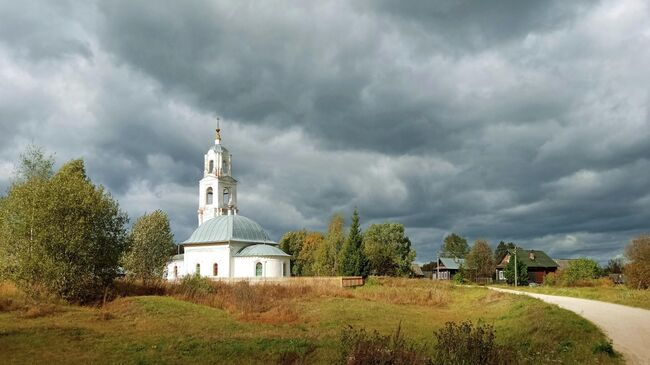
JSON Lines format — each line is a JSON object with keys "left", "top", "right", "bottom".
{"left": 197, "top": 118, "right": 238, "bottom": 225}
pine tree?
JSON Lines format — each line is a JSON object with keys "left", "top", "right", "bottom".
{"left": 338, "top": 208, "right": 366, "bottom": 276}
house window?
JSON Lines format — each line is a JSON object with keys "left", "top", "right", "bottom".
{"left": 206, "top": 188, "right": 213, "bottom": 205}
{"left": 195, "top": 263, "right": 201, "bottom": 275}
{"left": 255, "top": 262, "right": 263, "bottom": 277}
{"left": 173, "top": 265, "right": 178, "bottom": 278}
{"left": 213, "top": 263, "right": 218, "bottom": 276}
{"left": 223, "top": 188, "right": 230, "bottom": 206}
{"left": 208, "top": 160, "right": 214, "bottom": 173}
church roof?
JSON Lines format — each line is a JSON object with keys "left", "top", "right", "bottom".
{"left": 210, "top": 144, "right": 228, "bottom": 153}
{"left": 183, "top": 214, "right": 275, "bottom": 245}
{"left": 235, "top": 244, "right": 290, "bottom": 257}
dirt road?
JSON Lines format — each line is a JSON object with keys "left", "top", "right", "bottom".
{"left": 489, "top": 287, "right": 650, "bottom": 364}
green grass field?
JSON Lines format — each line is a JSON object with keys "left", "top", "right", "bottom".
{"left": 0, "top": 279, "right": 622, "bottom": 364}
{"left": 495, "top": 284, "right": 650, "bottom": 310}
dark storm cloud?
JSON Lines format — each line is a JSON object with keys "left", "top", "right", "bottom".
{"left": 1, "top": 0, "right": 649, "bottom": 263}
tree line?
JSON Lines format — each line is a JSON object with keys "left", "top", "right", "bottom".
{"left": 279, "top": 209, "right": 416, "bottom": 277}
{"left": 0, "top": 146, "right": 174, "bottom": 302}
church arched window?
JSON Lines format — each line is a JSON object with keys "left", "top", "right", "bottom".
{"left": 222, "top": 158, "right": 228, "bottom": 174}
{"left": 223, "top": 188, "right": 230, "bottom": 206}
{"left": 206, "top": 187, "right": 213, "bottom": 205}
{"left": 208, "top": 160, "right": 214, "bottom": 173}
{"left": 255, "top": 262, "right": 263, "bottom": 277}
{"left": 173, "top": 265, "right": 178, "bottom": 278}
{"left": 213, "top": 263, "right": 218, "bottom": 276}
{"left": 195, "top": 263, "right": 201, "bottom": 275}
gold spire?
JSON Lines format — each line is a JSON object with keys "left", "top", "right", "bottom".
{"left": 215, "top": 116, "right": 221, "bottom": 141}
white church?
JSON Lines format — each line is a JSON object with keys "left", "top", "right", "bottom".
{"left": 166, "top": 122, "right": 290, "bottom": 280}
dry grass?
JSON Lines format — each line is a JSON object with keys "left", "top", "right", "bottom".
{"left": 0, "top": 279, "right": 622, "bottom": 365}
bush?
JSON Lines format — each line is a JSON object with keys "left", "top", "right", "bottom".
{"left": 433, "top": 321, "right": 517, "bottom": 365}
{"left": 340, "top": 324, "right": 431, "bottom": 365}
{"left": 563, "top": 258, "right": 601, "bottom": 285}
{"left": 625, "top": 235, "right": 650, "bottom": 289}
{"left": 178, "top": 275, "right": 215, "bottom": 297}
{"left": 339, "top": 322, "right": 518, "bottom": 365}
{"left": 543, "top": 272, "right": 557, "bottom": 286}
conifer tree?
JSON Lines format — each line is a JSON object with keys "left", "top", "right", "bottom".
{"left": 338, "top": 208, "right": 366, "bottom": 276}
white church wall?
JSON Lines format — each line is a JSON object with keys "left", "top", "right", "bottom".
{"left": 184, "top": 244, "right": 231, "bottom": 278}
{"left": 233, "top": 256, "right": 291, "bottom": 278}
{"left": 166, "top": 258, "right": 185, "bottom": 281}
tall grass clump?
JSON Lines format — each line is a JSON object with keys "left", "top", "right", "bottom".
{"left": 433, "top": 321, "right": 517, "bottom": 365}
{"left": 339, "top": 321, "right": 518, "bottom": 365}
{"left": 340, "top": 324, "right": 431, "bottom": 365}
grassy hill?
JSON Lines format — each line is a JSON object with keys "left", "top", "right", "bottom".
{"left": 0, "top": 278, "right": 621, "bottom": 364}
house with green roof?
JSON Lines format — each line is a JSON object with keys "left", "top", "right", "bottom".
{"left": 495, "top": 249, "right": 558, "bottom": 284}
{"left": 434, "top": 257, "right": 465, "bottom": 280}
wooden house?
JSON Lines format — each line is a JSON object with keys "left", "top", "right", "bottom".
{"left": 434, "top": 257, "right": 465, "bottom": 280}
{"left": 495, "top": 249, "right": 558, "bottom": 284}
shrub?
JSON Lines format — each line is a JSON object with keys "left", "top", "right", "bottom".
{"left": 340, "top": 324, "right": 431, "bottom": 365}
{"left": 624, "top": 235, "right": 650, "bottom": 289}
{"left": 433, "top": 321, "right": 517, "bottom": 365}
{"left": 543, "top": 272, "right": 557, "bottom": 286}
{"left": 178, "top": 275, "right": 215, "bottom": 297}
{"left": 563, "top": 258, "right": 601, "bottom": 285}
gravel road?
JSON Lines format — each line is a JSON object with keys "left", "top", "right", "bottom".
{"left": 489, "top": 287, "right": 650, "bottom": 364}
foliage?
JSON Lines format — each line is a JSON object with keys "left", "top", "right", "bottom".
{"left": 441, "top": 233, "right": 469, "bottom": 258}
{"left": 543, "top": 272, "right": 558, "bottom": 286}
{"left": 563, "top": 258, "right": 602, "bottom": 285}
{"left": 433, "top": 321, "right": 517, "bottom": 365}
{"left": 453, "top": 264, "right": 466, "bottom": 284}
{"left": 592, "top": 341, "right": 618, "bottom": 357}
{"left": 503, "top": 250, "right": 528, "bottom": 286}
{"left": 0, "top": 154, "right": 128, "bottom": 303}
{"left": 297, "top": 232, "right": 324, "bottom": 276}
{"left": 466, "top": 239, "right": 494, "bottom": 280}
{"left": 121, "top": 210, "right": 174, "bottom": 284}
{"left": 421, "top": 261, "right": 436, "bottom": 272}
{"left": 314, "top": 214, "right": 345, "bottom": 275}
{"left": 363, "top": 223, "right": 415, "bottom": 276}
{"left": 13, "top": 145, "right": 54, "bottom": 183}
{"left": 338, "top": 208, "right": 368, "bottom": 276}
{"left": 624, "top": 235, "right": 650, "bottom": 289}
{"left": 340, "top": 324, "right": 431, "bottom": 365}
{"left": 603, "top": 257, "right": 625, "bottom": 275}
{"left": 279, "top": 230, "right": 308, "bottom": 275}
{"left": 494, "top": 241, "right": 515, "bottom": 262}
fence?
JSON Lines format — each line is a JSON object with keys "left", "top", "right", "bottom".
{"left": 205, "top": 276, "right": 365, "bottom": 288}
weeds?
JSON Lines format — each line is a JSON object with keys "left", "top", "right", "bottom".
{"left": 593, "top": 341, "right": 618, "bottom": 357}
{"left": 340, "top": 324, "right": 432, "bottom": 365}
{"left": 340, "top": 321, "right": 519, "bottom": 365}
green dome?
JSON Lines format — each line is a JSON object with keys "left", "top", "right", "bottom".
{"left": 235, "top": 244, "right": 290, "bottom": 257}
{"left": 183, "top": 215, "right": 275, "bottom": 245}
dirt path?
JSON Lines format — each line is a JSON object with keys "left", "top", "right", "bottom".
{"left": 489, "top": 287, "right": 650, "bottom": 364}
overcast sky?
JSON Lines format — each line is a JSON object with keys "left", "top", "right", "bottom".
{"left": 1, "top": 0, "right": 649, "bottom": 263}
